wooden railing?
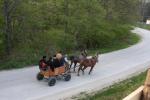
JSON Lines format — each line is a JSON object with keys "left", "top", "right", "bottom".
{"left": 123, "top": 69, "right": 150, "bottom": 100}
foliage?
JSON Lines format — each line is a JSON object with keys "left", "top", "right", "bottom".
{"left": 0, "top": 0, "right": 141, "bottom": 69}
{"left": 0, "top": 32, "right": 140, "bottom": 70}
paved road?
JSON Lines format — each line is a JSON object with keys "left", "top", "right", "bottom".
{"left": 1, "top": 28, "right": 150, "bottom": 100}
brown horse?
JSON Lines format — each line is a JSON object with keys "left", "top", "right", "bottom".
{"left": 68, "top": 52, "right": 87, "bottom": 72}
{"left": 77, "top": 54, "right": 99, "bottom": 76}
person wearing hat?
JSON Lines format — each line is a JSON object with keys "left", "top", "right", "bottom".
{"left": 56, "top": 51, "right": 69, "bottom": 66}
{"left": 52, "top": 53, "right": 63, "bottom": 68}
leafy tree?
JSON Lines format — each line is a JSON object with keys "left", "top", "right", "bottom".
{"left": 0, "top": 0, "right": 140, "bottom": 60}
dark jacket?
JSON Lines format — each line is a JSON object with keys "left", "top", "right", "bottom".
{"left": 39, "top": 59, "right": 47, "bottom": 70}
{"left": 53, "top": 58, "right": 64, "bottom": 68}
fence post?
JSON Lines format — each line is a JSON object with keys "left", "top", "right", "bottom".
{"left": 143, "top": 69, "right": 150, "bottom": 100}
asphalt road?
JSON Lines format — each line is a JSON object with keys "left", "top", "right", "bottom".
{"left": 0, "top": 28, "right": 150, "bottom": 100}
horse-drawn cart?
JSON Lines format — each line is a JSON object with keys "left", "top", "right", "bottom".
{"left": 36, "top": 65, "right": 71, "bottom": 86}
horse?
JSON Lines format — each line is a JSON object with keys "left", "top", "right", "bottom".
{"left": 77, "top": 53, "right": 99, "bottom": 76}
{"left": 68, "top": 53, "right": 87, "bottom": 72}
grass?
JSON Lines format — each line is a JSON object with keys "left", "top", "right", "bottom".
{"left": 0, "top": 51, "right": 42, "bottom": 70}
{"left": 136, "top": 22, "right": 150, "bottom": 30}
{"left": 88, "top": 33, "right": 140, "bottom": 55}
{"left": 77, "top": 71, "right": 146, "bottom": 100}
{"left": 0, "top": 32, "right": 140, "bottom": 70}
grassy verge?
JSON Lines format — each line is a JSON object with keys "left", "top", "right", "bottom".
{"left": 0, "top": 34, "right": 140, "bottom": 70}
{"left": 88, "top": 33, "right": 140, "bottom": 55}
{"left": 136, "top": 22, "right": 150, "bottom": 30}
{"left": 76, "top": 71, "right": 146, "bottom": 100}
{"left": 0, "top": 32, "right": 140, "bottom": 70}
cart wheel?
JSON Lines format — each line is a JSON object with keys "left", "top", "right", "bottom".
{"left": 64, "top": 74, "right": 71, "bottom": 81}
{"left": 48, "top": 78, "right": 56, "bottom": 86}
{"left": 37, "top": 72, "right": 44, "bottom": 81}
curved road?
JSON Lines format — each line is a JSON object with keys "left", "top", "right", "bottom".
{"left": 1, "top": 28, "right": 150, "bottom": 100}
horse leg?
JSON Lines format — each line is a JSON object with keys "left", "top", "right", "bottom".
{"left": 81, "top": 66, "right": 87, "bottom": 75}
{"left": 77, "top": 65, "right": 82, "bottom": 76}
{"left": 69, "top": 61, "right": 73, "bottom": 72}
{"left": 65, "top": 62, "right": 70, "bottom": 72}
{"left": 74, "top": 62, "right": 77, "bottom": 72}
{"left": 89, "top": 66, "right": 94, "bottom": 75}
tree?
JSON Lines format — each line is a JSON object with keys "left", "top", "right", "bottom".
{"left": 3, "top": 0, "right": 20, "bottom": 55}
{"left": 0, "top": 0, "right": 141, "bottom": 58}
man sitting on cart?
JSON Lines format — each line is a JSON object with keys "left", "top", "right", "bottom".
{"left": 47, "top": 51, "right": 68, "bottom": 72}
{"left": 53, "top": 53, "right": 64, "bottom": 68}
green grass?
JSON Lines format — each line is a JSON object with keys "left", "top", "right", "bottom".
{"left": 87, "top": 33, "right": 140, "bottom": 55}
{"left": 77, "top": 72, "right": 146, "bottom": 100}
{"left": 0, "top": 32, "right": 140, "bottom": 70}
{"left": 136, "top": 22, "right": 150, "bottom": 30}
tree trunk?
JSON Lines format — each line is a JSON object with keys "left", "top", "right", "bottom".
{"left": 63, "top": 0, "right": 69, "bottom": 52}
{"left": 64, "top": 0, "right": 69, "bottom": 34}
{"left": 4, "top": 0, "right": 12, "bottom": 55}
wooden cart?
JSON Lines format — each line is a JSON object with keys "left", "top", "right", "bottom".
{"left": 36, "top": 65, "right": 71, "bottom": 86}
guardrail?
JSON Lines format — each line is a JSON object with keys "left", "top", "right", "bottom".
{"left": 123, "top": 86, "right": 144, "bottom": 100}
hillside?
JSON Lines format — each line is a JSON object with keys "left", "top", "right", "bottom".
{"left": 0, "top": 0, "right": 140, "bottom": 69}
